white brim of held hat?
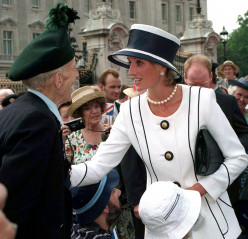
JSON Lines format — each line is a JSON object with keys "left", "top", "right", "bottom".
{"left": 108, "top": 24, "right": 181, "bottom": 79}
{"left": 139, "top": 182, "right": 201, "bottom": 239}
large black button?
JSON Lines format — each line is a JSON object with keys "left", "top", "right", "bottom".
{"left": 173, "top": 181, "right": 181, "bottom": 187}
{"left": 160, "top": 120, "right": 169, "bottom": 130}
{"left": 164, "top": 151, "right": 174, "bottom": 161}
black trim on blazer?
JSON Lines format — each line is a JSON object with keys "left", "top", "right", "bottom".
{"left": 205, "top": 197, "right": 225, "bottom": 239}
{"left": 222, "top": 163, "right": 231, "bottom": 187}
{"left": 188, "top": 86, "right": 198, "bottom": 181}
{"left": 218, "top": 198, "right": 233, "bottom": 208}
{"left": 138, "top": 96, "right": 158, "bottom": 182}
{"left": 75, "top": 163, "right": 88, "bottom": 187}
{"left": 216, "top": 200, "right": 229, "bottom": 235}
{"left": 129, "top": 98, "right": 153, "bottom": 184}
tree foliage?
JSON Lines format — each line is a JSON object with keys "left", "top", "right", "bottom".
{"left": 217, "top": 10, "right": 248, "bottom": 77}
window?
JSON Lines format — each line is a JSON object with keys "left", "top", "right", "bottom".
{"left": 31, "top": 0, "right": 39, "bottom": 9}
{"left": 175, "top": 5, "right": 181, "bottom": 23}
{"left": 84, "top": 0, "right": 89, "bottom": 14}
{"left": 33, "top": 33, "right": 40, "bottom": 39}
{"left": 189, "top": 7, "right": 194, "bottom": 21}
{"left": 161, "top": 3, "right": 167, "bottom": 21}
{"left": 2, "top": 0, "right": 10, "bottom": 6}
{"left": 3, "top": 31, "right": 13, "bottom": 55}
{"left": 129, "top": 1, "right": 136, "bottom": 19}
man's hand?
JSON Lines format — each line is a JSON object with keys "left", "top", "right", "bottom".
{"left": 0, "top": 184, "right": 17, "bottom": 239}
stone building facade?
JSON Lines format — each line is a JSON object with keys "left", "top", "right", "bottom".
{"left": 0, "top": 0, "right": 208, "bottom": 83}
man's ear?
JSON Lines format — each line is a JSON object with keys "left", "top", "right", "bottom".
{"left": 54, "top": 71, "right": 63, "bottom": 90}
{"left": 99, "top": 83, "right": 104, "bottom": 91}
{"left": 102, "top": 205, "right": 109, "bottom": 215}
{"left": 184, "top": 73, "right": 188, "bottom": 84}
{"left": 210, "top": 72, "right": 213, "bottom": 82}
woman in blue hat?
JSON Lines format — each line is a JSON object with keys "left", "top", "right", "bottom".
{"left": 71, "top": 24, "right": 248, "bottom": 239}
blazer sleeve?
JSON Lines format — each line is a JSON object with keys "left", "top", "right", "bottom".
{"left": 0, "top": 111, "right": 57, "bottom": 224}
{"left": 198, "top": 90, "right": 248, "bottom": 202}
{"left": 71, "top": 102, "right": 131, "bottom": 187}
{"left": 231, "top": 96, "right": 248, "bottom": 151}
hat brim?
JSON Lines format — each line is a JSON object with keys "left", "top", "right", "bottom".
{"left": 144, "top": 190, "right": 201, "bottom": 239}
{"left": 217, "top": 63, "right": 240, "bottom": 74}
{"left": 108, "top": 48, "right": 182, "bottom": 80}
{"left": 228, "top": 79, "right": 248, "bottom": 90}
{"left": 72, "top": 169, "right": 119, "bottom": 225}
{"left": 68, "top": 91, "right": 106, "bottom": 116}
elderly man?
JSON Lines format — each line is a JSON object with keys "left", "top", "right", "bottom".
{"left": 0, "top": 3, "right": 79, "bottom": 239}
{"left": 71, "top": 169, "right": 121, "bottom": 239}
{"left": 228, "top": 77, "right": 248, "bottom": 123}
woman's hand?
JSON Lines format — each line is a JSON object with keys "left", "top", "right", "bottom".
{"left": 61, "top": 125, "right": 72, "bottom": 142}
{"left": 133, "top": 205, "right": 140, "bottom": 219}
{"left": 186, "top": 183, "right": 207, "bottom": 196}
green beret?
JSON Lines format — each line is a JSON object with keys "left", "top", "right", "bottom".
{"left": 8, "top": 2, "right": 79, "bottom": 81}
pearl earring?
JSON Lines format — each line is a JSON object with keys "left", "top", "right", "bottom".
{"left": 160, "top": 72, "right": 164, "bottom": 76}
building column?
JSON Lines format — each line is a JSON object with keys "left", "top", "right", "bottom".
{"left": 168, "top": 0, "right": 176, "bottom": 35}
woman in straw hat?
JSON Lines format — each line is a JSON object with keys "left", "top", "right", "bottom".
{"left": 71, "top": 24, "right": 248, "bottom": 239}
{"left": 65, "top": 86, "right": 107, "bottom": 165}
{"left": 217, "top": 60, "right": 240, "bottom": 88}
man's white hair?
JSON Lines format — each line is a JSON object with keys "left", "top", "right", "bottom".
{"left": 22, "top": 64, "right": 67, "bottom": 90}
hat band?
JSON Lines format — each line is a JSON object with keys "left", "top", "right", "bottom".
{"left": 114, "top": 48, "right": 176, "bottom": 71}
{"left": 74, "top": 175, "right": 107, "bottom": 214}
{"left": 164, "top": 193, "right": 180, "bottom": 220}
{"left": 127, "top": 29, "right": 179, "bottom": 64}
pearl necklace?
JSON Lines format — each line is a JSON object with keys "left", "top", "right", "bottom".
{"left": 146, "top": 84, "right": 178, "bottom": 105}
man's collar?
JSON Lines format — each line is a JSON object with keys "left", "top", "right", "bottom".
{"left": 28, "top": 89, "right": 64, "bottom": 126}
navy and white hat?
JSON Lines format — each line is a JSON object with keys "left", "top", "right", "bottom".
{"left": 71, "top": 169, "right": 119, "bottom": 225}
{"left": 108, "top": 24, "right": 181, "bottom": 79}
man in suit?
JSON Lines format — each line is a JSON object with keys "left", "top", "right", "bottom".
{"left": 184, "top": 54, "right": 248, "bottom": 205}
{"left": 0, "top": 3, "right": 79, "bottom": 239}
{"left": 99, "top": 68, "right": 121, "bottom": 124}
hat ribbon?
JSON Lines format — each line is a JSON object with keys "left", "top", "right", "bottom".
{"left": 74, "top": 175, "right": 107, "bottom": 214}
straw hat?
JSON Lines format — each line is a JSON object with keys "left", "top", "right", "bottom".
{"left": 68, "top": 86, "right": 106, "bottom": 116}
{"left": 108, "top": 24, "right": 181, "bottom": 80}
{"left": 139, "top": 181, "right": 201, "bottom": 239}
{"left": 217, "top": 60, "right": 240, "bottom": 74}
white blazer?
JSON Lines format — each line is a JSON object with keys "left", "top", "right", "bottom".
{"left": 71, "top": 84, "right": 248, "bottom": 239}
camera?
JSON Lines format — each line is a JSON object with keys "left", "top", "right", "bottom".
{"left": 65, "top": 117, "right": 85, "bottom": 132}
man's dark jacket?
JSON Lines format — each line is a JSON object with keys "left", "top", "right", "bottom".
{"left": 215, "top": 88, "right": 248, "bottom": 204}
{"left": 0, "top": 92, "right": 72, "bottom": 239}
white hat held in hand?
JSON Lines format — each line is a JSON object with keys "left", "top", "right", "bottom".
{"left": 139, "top": 181, "right": 201, "bottom": 239}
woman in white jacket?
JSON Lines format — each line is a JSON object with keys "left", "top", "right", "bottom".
{"left": 71, "top": 24, "right": 248, "bottom": 239}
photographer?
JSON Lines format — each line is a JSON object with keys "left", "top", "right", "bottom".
{"left": 65, "top": 86, "right": 109, "bottom": 164}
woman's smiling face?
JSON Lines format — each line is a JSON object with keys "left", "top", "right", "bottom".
{"left": 127, "top": 56, "right": 164, "bottom": 91}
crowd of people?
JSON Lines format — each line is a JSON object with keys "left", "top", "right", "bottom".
{"left": 0, "top": 2, "right": 248, "bottom": 239}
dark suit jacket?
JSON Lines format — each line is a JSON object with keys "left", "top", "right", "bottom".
{"left": 0, "top": 92, "right": 71, "bottom": 239}
{"left": 215, "top": 89, "right": 248, "bottom": 151}
{"left": 215, "top": 88, "right": 248, "bottom": 204}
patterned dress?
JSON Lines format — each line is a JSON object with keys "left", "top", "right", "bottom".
{"left": 65, "top": 130, "right": 99, "bottom": 164}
